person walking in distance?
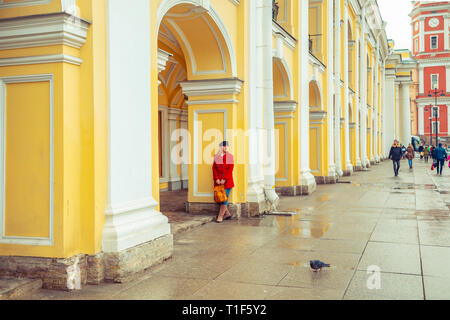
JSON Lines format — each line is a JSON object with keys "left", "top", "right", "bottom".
{"left": 434, "top": 143, "right": 448, "bottom": 176}
{"left": 406, "top": 144, "right": 415, "bottom": 169}
{"left": 389, "top": 140, "right": 402, "bottom": 177}
{"left": 423, "top": 145, "right": 430, "bottom": 163}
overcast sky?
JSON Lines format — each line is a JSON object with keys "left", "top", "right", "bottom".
{"left": 377, "top": 0, "right": 414, "bottom": 50}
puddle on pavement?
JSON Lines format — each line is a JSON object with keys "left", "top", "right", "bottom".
{"left": 275, "top": 215, "right": 332, "bottom": 238}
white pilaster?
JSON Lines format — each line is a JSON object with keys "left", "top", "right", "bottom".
{"left": 360, "top": 11, "right": 368, "bottom": 167}
{"left": 419, "top": 18, "right": 425, "bottom": 53}
{"left": 247, "top": 0, "right": 265, "bottom": 205}
{"left": 334, "top": 0, "right": 343, "bottom": 176}
{"left": 298, "top": 0, "right": 316, "bottom": 190}
{"left": 395, "top": 82, "right": 400, "bottom": 141}
{"left": 327, "top": 0, "right": 336, "bottom": 175}
{"left": 383, "top": 74, "right": 396, "bottom": 155}
{"left": 180, "top": 110, "right": 188, "bottom": 188}
{"left": 418, "top": 104, "right": 425, "bottom": 135}
{"left": 355, "top": 21, "right": 361, "bottom": 167}
{"left": 343, "top": 0, "right": 353, "bottom": 172}
{"left": 168, "top": 108, "right": 181, "bottom": 189}
{"left": 444, "top": 14, "right": 449, "bottom": 51}
{"left": 103, "top": 0, "right": 170, "bottom": 253}
{"left": 400, "top": 83, "right": 412, "bottom": 146}
{"left": 262, "top": 0, "right": 279, "bottom": 206}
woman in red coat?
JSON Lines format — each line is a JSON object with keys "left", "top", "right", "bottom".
{"left": 212, "top": 141, "right": 234, "bottom": 223}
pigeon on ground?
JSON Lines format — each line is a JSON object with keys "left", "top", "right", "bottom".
{"left": 310, "top": 260, "right": 331, "bottom": 272}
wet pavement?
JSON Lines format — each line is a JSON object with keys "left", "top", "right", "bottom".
{"left": 26, "top": 158, "right": 450, "bottom": 300}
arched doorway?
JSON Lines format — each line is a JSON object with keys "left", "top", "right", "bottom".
{"left": 273, "top": 58, "right": 295, "bottom": 189}
{"left": 309, "top": 80, "right": 323, "bottom": 176}
{"left": 155, "top": 1, "right": 240, "bottom": 216}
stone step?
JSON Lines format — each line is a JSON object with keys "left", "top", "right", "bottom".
{"left": 0, "top": 277, "right": 43, "bottom": 300}
{"left": 168, "top": 213, "right": 216, "bottom": 237}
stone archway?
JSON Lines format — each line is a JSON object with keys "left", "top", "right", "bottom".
{"left": 155, "top": 1, "right": 241, "bottom": 215}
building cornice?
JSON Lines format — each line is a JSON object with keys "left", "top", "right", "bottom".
{"left": 0, "top": 12, "right": 90, "bottom": 50}
{"left": 180, "top": 78, "right": 244, "bottom": 97}
{"left": 0, "top": 53, "right": 82, "bottom": 66}
{"left": 274, "top": 101, "right": 298, "bottom": 113}
{"left": 309, "top": 110, "right": 327, "bottom": 121}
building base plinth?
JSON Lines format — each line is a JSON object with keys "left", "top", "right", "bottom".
{"left": 342, "top": 170, "right": 353, "bottom": 177}
{"left": 353, "top": 165, "right": 363, "bottom": 171}
{"left": 315, "top": 176, "right": 338, "bottom": 185}
{"left": 244, "top": 201, "right": 268, "bottom": 217}
{"left": 0, "top": 254, "right": 88, "bottom": 291}
{"left": 103, "top": 233, "right": 173, "bottom": 283}
{"left": 168, "top": 180, "right": 182, "bottom": 191}
{"left": 0, "top": 234, "right": 174, "bottom": 290}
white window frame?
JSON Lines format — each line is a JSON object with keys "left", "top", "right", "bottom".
{"left": 432, "top": 121, "right": 440, "bottom": 135}
{"left": 431, "top": 74, "right": 439, "bottom": 90}
{"left": 430, "top": 35, "right": 438, "bottom": 49}
{"left": 432, "top": 107, "right": 440, "bottom": 119}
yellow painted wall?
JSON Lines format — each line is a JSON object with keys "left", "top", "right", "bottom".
{"left": 4, "top": 81, "right": 51, "bottom": 239}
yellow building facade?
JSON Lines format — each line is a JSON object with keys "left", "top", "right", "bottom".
{"left": 0, "top": 0, "right": 394, "bottom": 290}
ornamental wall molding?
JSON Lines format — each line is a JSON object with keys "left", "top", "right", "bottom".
{"left": 158, "top": 49, "right": 172, "bottom": 73}
{"left": 310, "top": 110, "right": 327, "bottom": 121}
{"left": 0, "top": 54, "right": 82, "bottom": 66}
{"left": 0, "top": 12, "right": 90, "bottom": 50}
{"left": 180, "top": 78, "right": 243, "bottom": 96}
{"left": 274, "top": 101, "right": 298, "bottom": 113}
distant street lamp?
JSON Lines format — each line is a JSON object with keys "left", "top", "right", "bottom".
{"left": 427, "top": 85, "right": 445, "bottom": 146}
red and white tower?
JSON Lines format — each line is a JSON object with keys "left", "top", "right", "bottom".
{"left": 410, "top": 1, "right": 450, "bottom": 145}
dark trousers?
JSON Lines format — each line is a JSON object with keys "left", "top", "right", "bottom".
{"left": 424, "top": 156, "right": 429, "bottom": 163}
{"left": 436, "top": 159, "right": 445, "bottom": 175}
{"left": 393, "top": 160, "right": 400, "bottom": 176}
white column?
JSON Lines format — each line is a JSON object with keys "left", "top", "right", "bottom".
{"left": 180, "top": 110, "right": 188, "bottom": 189}
{"left": 298, "top": 0, "right": 316, "bottom": 191}
{"left": 444, "top": 15, "right": 449, "bottom": 51}
{"left": 418, "top": 104, "right": 425, "bottom": 135}
{"left": 400, "top": 83, "right": 412, "bottom": 146}
{"left": 247, "top": 0, "right": 266, "bottom": 206}
{"left": 343, "top": 0, "right": 352, "bottom": 172}
{"left": 327, "top": 0, "right": 336, "bottom": 176}
{"left": 360, "top": 14, "right": 368, "bottom": 167}
{"left": 103, "top": 0, "right": 170, "bottom": 253}
{"left": 370, "top": 53, "right": 375, "bottom": 161}
{"left": 168, "top": 108, "right": 181, "bottom": 190}
{"left": 419, "top": 18, "right": 425, "bottom": 53}
{"left": 355, "top": 21, "right": 361, "bottom": 167}
{"left": 374, "top": 54, "right": 380, "bottom": 162}
{"left": 384, "top": 74, "right": 396, "bottom": 155}
{"left": 262, "top": 0, "right": 279, "bottom": 206}
{"left": 395, "top": 82, "right": 400, "bottom": 141}
{"left": 334, "top": 0, "right": 343, "bottom": 176}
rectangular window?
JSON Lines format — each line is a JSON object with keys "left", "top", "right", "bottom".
{"left": 431, "top": 74, "right": 439, "bottom": 89}
{"left": 430, "top": 36, "right": 438, "bottom": 49}
{"left": 432, "top": 107, "right": 440, "bottom": 118}
{"left": 415, "top": 38, "right": 419, "bottom": 52}
{"left": 432, "top": 121, "right": 439, "bottom": 135}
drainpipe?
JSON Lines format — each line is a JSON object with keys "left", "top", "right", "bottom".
{"left": 262, "top": 0, "right": 279, "bottom": 209}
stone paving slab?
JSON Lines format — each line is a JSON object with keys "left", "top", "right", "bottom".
{"left": 22, "top": 158, "right": 450, "bottom": 300}
{"left": 0, "top": 277, "right": 42, "bottom": 300}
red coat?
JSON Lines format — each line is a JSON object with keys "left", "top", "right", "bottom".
{"left": 212, "top": 152, "right": 234, "bottom": 189}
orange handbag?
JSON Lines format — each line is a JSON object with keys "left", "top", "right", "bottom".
{"left": 214, "top": 185, "right": 228, "bottom": 203}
